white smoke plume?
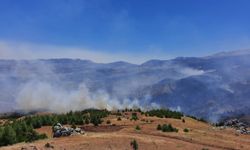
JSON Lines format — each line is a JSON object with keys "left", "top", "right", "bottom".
{"left": 13, "top": 60, "right": 158, "bottom": 112}
{"left": 15, "top": 80, "right": 158, "bottom": 113}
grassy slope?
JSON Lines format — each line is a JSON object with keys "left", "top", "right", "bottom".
{"left": 1, "top": 113, "right": 250, "bottom": 150}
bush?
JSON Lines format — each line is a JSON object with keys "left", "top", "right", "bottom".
{"left": 117, "top": 117, "right": 122, "bottom": 121}
{"left": 146, "top": 109, "right": 183, "bottom": 119}
{"left": 85, "top": 118, "right": 90, "bottom": 124}
{"left": 1, "top": 126, "right": 16, "bottom": 145}
{"left": 182, "top": 119, "right": 185, "bottom": 123}
{"left": 90, "top": 116, "right": 102, "bottom": 126}
{"left": 135, "top": 125, "right": 141, "bottom": 131}
{"left": 44, "top": 142, "right": 54, "bottom": 148}
{"left": 187, "top": 115, "right": 207, "bottom": 123}
{"left": 106, "top": 120, "right": 111, "bottom": 124}
{"left": 130, "top": 139, "right": 138, "bottom": 150}
{"left": 183, "top": 128, "right": 189, "bottom": 132}
{"left": 71, "top": 124, "right": 76, "bottom": 129}
{"left": 161, "top": 124, "right": 178, "bottom": 132}
{"left": 157, "top": 124, "right": 162, "bottom": 130}
{"left": 131, "top": 113, "right": 138, "bottom": 121}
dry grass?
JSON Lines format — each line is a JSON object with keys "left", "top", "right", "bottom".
{"left": 1, "top": 114, "right": 250, "bottom": 150}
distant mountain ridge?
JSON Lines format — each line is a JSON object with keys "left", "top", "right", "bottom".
{"left": 1, "top": 49, "right": 250, "bottom": 122}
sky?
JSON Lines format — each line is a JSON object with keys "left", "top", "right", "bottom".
{"left": 0, "top": 0, "right": 250, "bottom": 63}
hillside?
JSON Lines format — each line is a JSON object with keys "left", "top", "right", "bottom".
{"left": 1, "top": 50, "right": 250, "bottom": 121}
{"left": 1, "top": 111, "right": 250, "bottom": 150}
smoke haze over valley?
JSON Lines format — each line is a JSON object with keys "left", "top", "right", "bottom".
{"left": 1, "top": 49, "right": 250, "bottom": 122}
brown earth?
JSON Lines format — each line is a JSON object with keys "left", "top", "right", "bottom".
{"left": 1, "top": 113, "right": 250, "bottom": 150}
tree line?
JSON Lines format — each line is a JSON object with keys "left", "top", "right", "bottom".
{"left": 0, "top": 120, "right": 47, "bottom": 146}
{"left": 146, "top": 109, "right": 183, "bottom": 119}
{"left": 0, "top": 109, "right": 109, "bottom": 147}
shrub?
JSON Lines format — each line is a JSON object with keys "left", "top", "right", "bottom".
{"left": 146, "top": 109, "right": 183, "bottom": 119}
{"left": 130, "top": 139, "right": 138, "bottom": 150}
{"left": 85, "top": 118, "right": 90, "bottom": 124}
{"left": 117, "top": 117, "right": 122, "bottom": 121}
{"left": 135, "top": 125, "right": 141, "bottom": 131}
{"left": 187, "top": 115, "right": 207, "bottom": 123}
{"left": 131, "top": 113, "right": 138, "bottom": 121}
{"left": 182, "top": 119, "right": 185, "bottom": 123}
{"left": 71, "top": 124, "right": 76, "bottom": 129}
{"left": 183, "top": 128, "right": 189, "bottom": 132}
{"left": 44, "top": 142, "right": 54, "bottom": 148}
{"left": 1, "top": 126, "right": 16, "bottom": 145}
{"left": 157, "top": 124, "right": 162, "bottom": 130}
{"left": 161, "top": 124, "right": 178, "bottom": 132}
{"left": 90, "top": 116, "right": 102, "bottom": 126}
{"left": 106, "top": 120, "right": 111, "bottom": 124}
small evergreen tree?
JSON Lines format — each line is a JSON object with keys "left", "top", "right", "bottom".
{"left": 130, "top": 139, "right": 138, "bottom": 150}
{"left": 157, "top": 124, "right": 162, "bottom": 130}
{"left": 135, "top": 125, "right": 141, "bottom": 130}
{"left": 131, "top": 113, "right": 138, "bottom": 121}
{"left": 2, "top": 126, "right": 16, "bottom": 145}
{"left": 183, "top": 128, "right": 189, "bottom": 132}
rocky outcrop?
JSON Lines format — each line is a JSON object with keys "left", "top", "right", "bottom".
{"left": 52, "top": 123, "right": 85, "bottom": 137}
{"left": 224, "top": 119, "right": 250, "bottom": 134}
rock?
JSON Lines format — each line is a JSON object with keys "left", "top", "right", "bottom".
{"left": 53, "top": 130, "right": 62, "bottom": 138}
{"left": 75, "top": 128, "right": 81, "bottom": 133}
{"left": 223, "top": 119, "right": 250, "bottom": 135}
{"left": 52, "top": 122, "right": 85, "bottom": 138}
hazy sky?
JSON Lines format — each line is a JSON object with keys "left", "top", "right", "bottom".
{"left": 0, "top": 0, "right": 250, "bottom": 63}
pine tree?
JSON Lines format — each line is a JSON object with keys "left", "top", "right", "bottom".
{"left": 2, "top": 126, "right": 17, "bottom": 145}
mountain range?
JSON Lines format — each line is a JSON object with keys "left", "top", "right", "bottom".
{"left": 1, "top": 49, "right": 250, "bottom": 122}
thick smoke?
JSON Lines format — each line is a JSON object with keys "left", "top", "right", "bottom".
{"left": 13, "top": 60, "right": 159, "bottom": 112}
{"left": 16, "top": 81, "right": 153, "bottom": 112}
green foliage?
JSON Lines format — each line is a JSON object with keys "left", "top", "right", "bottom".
{"left": 113, "top": 112, "right": 122, "bottom": 116}
{"left": 183, "top": 128, "right": 189, "bottom": 132}
{"left": 0, "top": 120, "right": 48, "bottom": 147}
{"left": 0, "top": 109, "right": 109, "bottom": 147}
{"left": 85, "top": 118, "right": 90, "bottom": 124}
{"left": 0, "top": 127, "right": 3, "bottom": 146}
{"left": 135, "top": 125, "right": 141, "bottom": 130}
{"left": 131, "top": 113, "right": 138, "bottom": 121}
{"left": 90, "top": 116, "right": 102, "bottom": 126}
{"left": 215, "top": 121, "right": 224, "bottom": 126}
{"left": 130, "top": 139, "right": 138, "bottom": 150}
{"left": 25, "top": 130, "right": 47, "bottom": 143}
{"left": 0, "top": 112, "right": 24, "bottom": 120}
{"left": 187, "top": 115, "right": 207, "bottom": 123}
{"left": 146, "top": 109, "right": 183, "bottom": 119}
{"left": 1, "top": 125, "right": 16, "bottom": 145}
{"left": 160, "top": 124, "right": 178, "bottom": 132}
{"left": 71, "top": 123, "right": 76, "bottom": 129}
{"left": 157, "top": 124, "right": 162, "bottom": 130}
{"left": 22, "top": 109, "right": 109, "bottom": 127}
